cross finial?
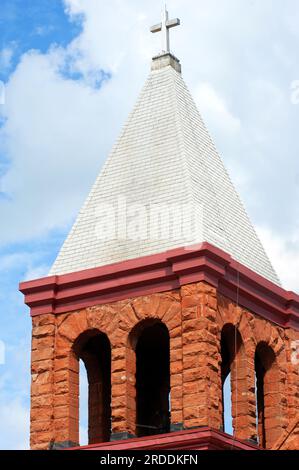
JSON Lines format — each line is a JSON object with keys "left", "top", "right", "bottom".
{"left": 150, "top": 5, "right": 180, "bottom": 54}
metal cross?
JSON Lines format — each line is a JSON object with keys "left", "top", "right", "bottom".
{"left": 150, "top": 5, "right": 180, "bottom": 54}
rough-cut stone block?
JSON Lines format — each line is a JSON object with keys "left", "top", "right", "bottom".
{"left": 28, "top": 282, "right": 298, "bottom": 450}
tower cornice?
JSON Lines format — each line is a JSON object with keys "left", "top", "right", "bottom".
{"left": 20, "top": 242, "right": 299, "bottom": 330}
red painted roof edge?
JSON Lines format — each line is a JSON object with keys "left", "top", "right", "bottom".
{"left": 66, "top": 427, "right": 259, "bottom": 451}
{"left": 19, "top": 242, "right": 299, "bottom": 330}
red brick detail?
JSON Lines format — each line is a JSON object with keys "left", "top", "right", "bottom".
{"left": 30, "top": 314, "right": 55, "bottom": 450}
{"left": 220, "top": 323, "right": 256, "bottom": 441}
{"left": 181, "top": 283, "right": 221, "bottom": 430}
{"left": 28, "top": 282, "right": 299, "bottom": 450}
{"left": 272, "top": 418, "right": 299, "bottom": 450}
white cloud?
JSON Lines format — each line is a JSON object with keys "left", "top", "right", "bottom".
{"left": 0, "top": 251, "right": 49, "bottom": 278}
{"left": 0, "top": 0, "right": 156, "bottom": 244}
{"left": 0, "top": 0, "right": 298, "bottom": 293}
{"left": 0, "top": 45, "right": 15, "bottom": 72}
{"left": 64, "top": 0, "right": 154, "bottom": 73}
{"left": 194, "top": 82, "right": 241, "bottom": 135}
{"left": 23, "top": 264, "right": 49, "bottom": 281}
{"left": 0, "top": 340, "right": 31, "bottom": 450}
{"left": 257, "top": 226, "right": 299, "bottom": 292}
{"left": 0, "top": 398, "right": 29, "bottom": 450}
{"left": 0, "top": 252, "right": 29, "bottom": 271}
{"left": 34, "top": 25, "right": 55, "bottom": 37}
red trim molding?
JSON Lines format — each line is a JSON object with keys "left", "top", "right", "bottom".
{"left": 19, "top": 242, "right": 299, "bottom": 330}
{"left": 67, "top": 427, "right": 259, "bottom": 451}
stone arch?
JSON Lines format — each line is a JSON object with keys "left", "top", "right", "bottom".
{"left": 221, "top": 324, "right": 242, "bottom": 431}
{"left": 220, "top": 323, "right": 255, "bottom": 440}
{"left": 254, "top": 341, "right": 283, "bottom": 449}
{"left": 251, "top": 318, "right": 286, "bottom": 362}
{"left": 54, "top": 308, "right": 113, "bottom": 447}
{"left": 216, "top": 297, "right": 258, "bottom": 441}
{"left": 129, "top": 319, "right": 170, "bottom": 437}
{"left": 124, "top": 292, "right": 182, "bottom": 436}
{"left": 73, "top": 329, "right": 111, "bottom": 444}
{"left": 251, "top": 318, "right": 287, "bottom": 448}
{"left": 217, "top": 297, "right": 287, "bottom": 447}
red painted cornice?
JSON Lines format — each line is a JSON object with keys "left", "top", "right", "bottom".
{"left": 67, "top": 427, "right": 259, "bottom": 451}
{"left": 19, "top": 242, "right": 299, "bottom": 330}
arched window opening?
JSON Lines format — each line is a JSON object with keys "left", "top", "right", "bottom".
{"left": 255, "top": 342, "right": 276, "bottom": 449}
{"left": 74, "top": 330, "right": 111, "bottom": 445}
{"left": 134, "top": 321, "right": 170, "bottom": 437}
{"left": 79, "top": 359, "right": 88, "bottom": 446}
{"left": 223, "top": 372, "right": 233, "bottom": 435}
{"left": 220, "top": 324, "right": 243, "bottom": 436}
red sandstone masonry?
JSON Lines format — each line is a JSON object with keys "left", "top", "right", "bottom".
{"left": 181, "top": 283, "right": 221, "bottom": 430}
{"left": 30, "top": 314, "right": 56, "bottom": 449}
{"left": 28, "top": 282, "right": 299, "bottom": 450}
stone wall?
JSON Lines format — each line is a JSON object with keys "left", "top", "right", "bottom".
{"left": 30, "top": 281, "right": 299, "bottom": 450}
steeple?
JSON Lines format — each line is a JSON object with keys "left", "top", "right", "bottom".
{"left": 21, "top": 11, "right": 299, "bottom": 452}
{"left": 49, "top": 11, "right": 280, "bottom": 286}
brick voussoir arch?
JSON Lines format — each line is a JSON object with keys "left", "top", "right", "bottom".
{"left": 254, "top": 339, "right": 285, "bottom": 448}
{"left": 252, "top": 319, "right": 288, "bottom": 448}
{"left": 216, "top": 295, "right": 287, "bottom": 361}
{"left": 123, "top": 292, "right": 182, "bottom": 438}
{"left": 254, "top": 318, "right": 288, "bottom": 442}
{"left": 252, "top": 317, "right": 286, "bottom": 358}
{"left": 216, "top": 300, "right": 257, "bottom": 363}
{"left": 216, "top": 300, "right": 257, "bottom": 441}
{"left": 217, "top": 298, "right": 287, "bottom": 448}
{"left": 54, "top": 307, "right": 114, "bottom": 447}
{"left": 55, "top": 292, "right": 183, "bottom": 440}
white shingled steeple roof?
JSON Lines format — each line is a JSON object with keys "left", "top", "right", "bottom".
{"left": 49, "top": 52, "right": 280, "bottom": 286}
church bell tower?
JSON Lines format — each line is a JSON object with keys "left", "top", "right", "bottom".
{"left": 20, "top": 8, "right": 299, "bottom": 451}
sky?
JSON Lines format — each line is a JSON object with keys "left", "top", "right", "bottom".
{"left": 0, "top": 0, "right": 298, "bottom": 449}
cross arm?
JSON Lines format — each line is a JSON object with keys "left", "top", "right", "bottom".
{"left": 166, "top": 18, "right": 180, "bottom": 29}
{"left": 150, "top": 23, "right": 162, "bottom": 33}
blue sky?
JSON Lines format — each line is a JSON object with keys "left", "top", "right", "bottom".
{"left": 0, "top": 0, "right": 83, "bottom": 449}
{"left": 0, "top": 0, "right": 298, "bottom": 449}
{"left": 0, "top": 0, "right": 82, "bottom": 81}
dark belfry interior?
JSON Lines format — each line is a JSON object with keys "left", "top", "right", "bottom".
{"left": 74, "top": 330, "right": 111, "bottom": 444}
{"left": 135, "top": 322, "right": 170, "bottom": 437}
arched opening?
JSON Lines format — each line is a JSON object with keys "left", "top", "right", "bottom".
{"left": 255, "top": 342, "right": 277, "bottom": 448}
{"left": 220, "top": 324, "right": 243, "bottom": 436}
{"left": 223, "top": 373, "right": 233, "bottom": 435}
{"left": 79, "top": 359, "right": 88, "bottom": 445}
{"left": 73, "top": 330, "right": 111, "bottom": 445}
{"left": 133, "top": 320, "right": 170, "bottom": 437}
